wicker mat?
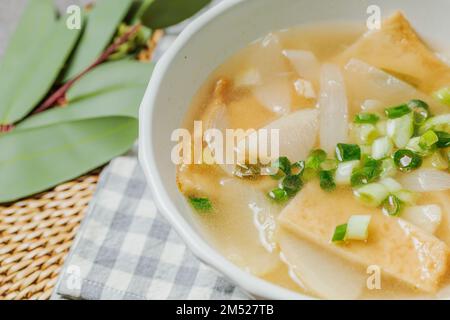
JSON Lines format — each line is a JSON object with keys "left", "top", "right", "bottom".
{"left": 0, "top": 30, "right": 162, "bottom": 300}
{"left": 0, "top": 173, "right": 99, "bottom": 300}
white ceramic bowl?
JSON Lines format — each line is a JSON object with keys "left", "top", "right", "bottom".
{"left": 139, "top": 0, "right": 450, "bottom": 299}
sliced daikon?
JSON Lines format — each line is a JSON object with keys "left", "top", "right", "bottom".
{"left": 259, "top": 108, "right": 319, "bottom": 163}
{"left": 399, "top": 169, "right": 450, "bottom": 192}
{"left": 319, "top": 64, "right": 349, "bottom": 153}
{"left": 402, "top": 205, "right": 442, "bottom": 234}
{"left": 282, "top": 50, "right": 320, "bottom": 84}
{"left": 277, "top": 229, "right": 366, "bottom": 300}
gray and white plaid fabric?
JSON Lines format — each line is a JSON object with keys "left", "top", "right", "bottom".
{"left": 52, "top": 0, "right": 250, "bottom": 300}
{"left": 54, "top": 150, "right": 247, "bottom": 300}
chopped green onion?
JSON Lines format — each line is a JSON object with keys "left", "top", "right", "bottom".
{"left": 332, "top": 223, "right": 348, "bottom": 242}
{"left": 376, "top": 120, "right": 387, "bottom": 136}
{"left": 272, "top": 156, "right": 291, "bottom": 175}
{"left": 268, "top": 188, "right": 289, "bottom": 203}
{"left": 393, "top": 149, "right": 422, "bottom": 172}
{"left": 291, "top": 160, "right": 306, "bottom": 175}
{"left": 336, "top": 143, "right": 361, "bottom": 162}
{"left": 382, "top": 195, "right": 402, "bottom": 216}
{"left": 319, "top": 170, "right": 336, "bottom": 192}
{"left": 394, "top": 190, "right": 418, "bottom": 205}
{"left": 387, "top": 113, "right": 414, "bottom": 148}
{"left": 281, "top": 174, "right": 303, "bottom": 197}
{"left": 354, "top": 124, "right": 379, "bottom": 144}
{"left": 354, "top": 182, "right": 389, "bottom": 207}
{"left": 435, "top": 131, "right": 450, "bottom": 148}
{"left": 419, "top": 130, "right": 439, "bottom": 149}
{"left": 305, "top": 149, "right": 327, "bottom": 170}
{"left": 320, "top": 159, "right": 338, "bottom": 171}
{"left": 379, "top": 178, "right": 402, "bottom": 193}
{"left": 350, "top": 157, "right": 382, "bottom": 187}
{"left": 419, "top": 114, "right": 450, "bottom": 134}
{"left": 380, "top": 158, "right": 397, "bottom": 178}
{"left": 433, "top": 87, "right": 450, "bottom": 105}
{"left": 354, "top": 113, "right": 380, "bottom": 124}
{"left": 360, "top": 144, "right": 372, "bottom": 156}
{"left": 406, "top": 137, "right": 429, "bottom": 156}
{"left": 371, "top": 136, "right": 394, "bottom": 160}
{"left": 407, "top": 99, "right": 430, "bottom": 126}
{"left": 335, "top": 160, "right": 360, "bottom": 185}
{"left": 385, "top": 104, "right": 411, "bottom": 119}
{"left": 188, "top": 197, "right": 213, "bottom": 212}
{"left": 302, "top": 167, "right": 317, "bottom": 181}
{"left": 346, "top": 215, "right": 372, "bottom": 241}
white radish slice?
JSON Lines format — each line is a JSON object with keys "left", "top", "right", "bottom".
{"left": 282, "top": 50, "right": 320, "bottom": 84}
{"left": 399, "top": 169, "right": 450, "bottom": 192}
{"left": 235, "top": 68, "right": 262, "bottom": 87}
{"left": 294, "top": 79, "right": 316, "bottom": 99}
{"left": 344, "top": 59, "right": 419, "bottom": 108}
{"left": 278, "top": 229, "right": 366, "bottom": 300}
{"left": 401, "top": 205, "right": 442, "bottom": 235}
{"left": 212, "top": 179, "right": 281, "bottom": 276}
{"left": 234, "top": 108, "right": 318, "bottom": 166}
{"left": 260, "top": 108, "right": 319, "bottom": 163}
{"left": 319, "top": 64, "right": 349, "bottom": 153}
{"left": 250, "top": 33, "right": 292, "bottom": 115}
{"left": 253, "top": 78, "right": 292, "bottom": 115}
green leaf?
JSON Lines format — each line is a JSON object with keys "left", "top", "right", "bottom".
{"left": 0, "top": 12, "right": 82, "bottom": 125}
{"left": 63, "top": 0, "right": 134, "bottom": 81}
{"left": 16, "top": 86, "right": 146, "bottom": 131}
{"left": 66, "top": 60, "right": 154, "bottom": 101}
{"left": 0, "top": 117, "right": 137, "bottom": 203}
{"left": 140, "top": 0, "right": 212, "bottom": 29}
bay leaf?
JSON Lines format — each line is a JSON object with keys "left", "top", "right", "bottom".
{"left": 140, "top": 0, "right": 212, "bottom": 29}
{"left": 66, "top": 60, "right": 154, "bottom": 102}
{"left": 0, "top": 117, "right": 137, "bottom": 203}
{"left": 0, "top": 12, "right": 83, "bottom": 125}
{"left": 63, "top": 0, "right": 134, "bottom": 81}
{"left": 17, "top": 86, "right": 146, "bottom": 131}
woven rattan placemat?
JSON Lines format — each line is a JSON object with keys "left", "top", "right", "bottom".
{"left": 0, "top": 30, "right": 162, "bottom": 300}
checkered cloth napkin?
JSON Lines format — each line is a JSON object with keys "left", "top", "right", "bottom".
{"left": 54, "top": 150, "right": 247, "bottom": 300}
{"left": 53, "top": 0, "right": 248, "bottom": 300}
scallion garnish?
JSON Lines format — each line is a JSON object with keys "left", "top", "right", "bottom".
{"left": 380, "top": 158, "right": 396, "bottom": 178}
{"left": 353, "top": 182, "right": 389, "bottom": 207}
{"left": 433, "top": 87, "right": 450, "bottom": 106}
{"left": 335, "top": 143, "right": 361, "bottom": 162}
{"left": 393, "top": 149, "right": 422, "bottom": 172}
{"left": 305, "top": 149, "right": 327, "bottom": 170}
{"left": 386, "top": 113, "right": 414, "bottom": 148}
{"left": 407, "top": 99, "right": 430, "bottom": 125}
{"left": 346, "top": 215, "right": 371, "bottom": 241}
{"left": 350, "top": 156, "right": 382, "bottom": 187}
{"left": 332, "top": 223, "right": 348, "bottom": 242}
{"left": 382, "top": 194, "right": 402, "bottom": 216}
{"left": 319, "top": 170, "right": 336, "bottom": 192}
{"left": 291, "top": 160, "right": 305, "bottom": 175}
{"left": 354, "top": 113, "right": 380, "bottom": 124}
{"left": 272, "top": 156, "right": 291, "bottom": 175}
{"left": 371, "top": 136, "right": 393, "bottom": 160}
{"left": 385, "top": 104, "right": 411, "bottom": 119}
{"left": 419, "top": 130, "right": 439, "bottom": 149}
{"left": 320, "top": 159, "right": 338, "bottom": 171}
{"left": 188, "top": 197, "right": 213, "bottom": 212}
{"left": 435, "top": 131, "right": 450, "bottom": 148}
{"left": 268, "top": 188, "right": 289, "bottom": 203}
{"left": 335, "top": 160, "right": 360, "bottom": 185}
{"left": 281, "top": 174, "right": 303, "bottom": 197}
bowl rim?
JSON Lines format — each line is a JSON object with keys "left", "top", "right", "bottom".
{"left": 138, "top": 0, "right": 310, "bottom": 300}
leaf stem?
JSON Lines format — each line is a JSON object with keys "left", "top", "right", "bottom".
{"left": 33, "top": 24, "right": 142, "bottom": 115}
